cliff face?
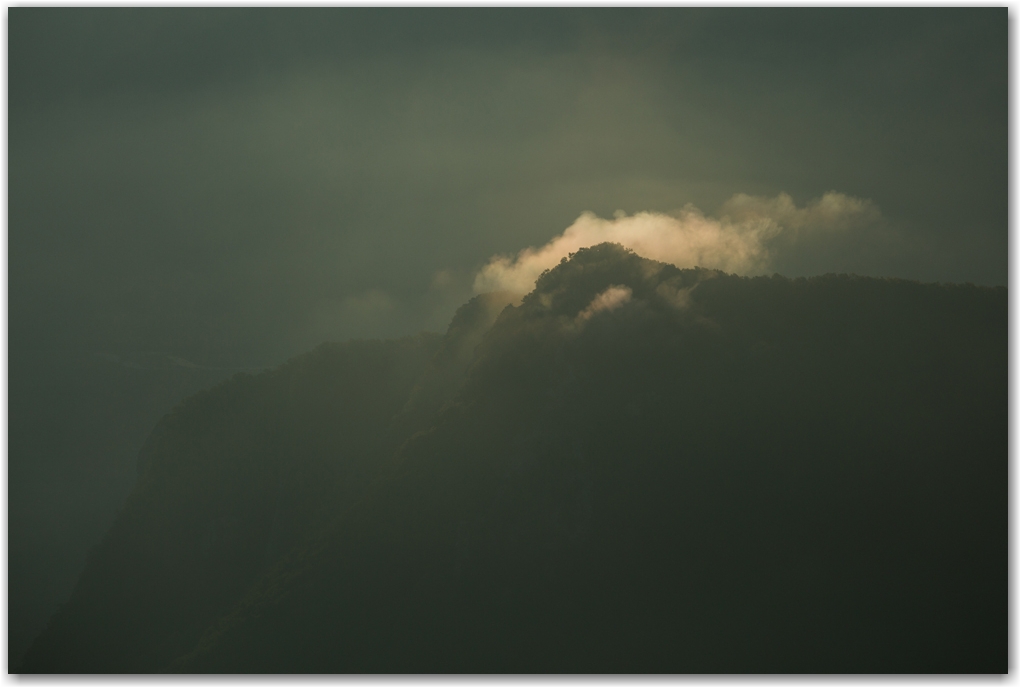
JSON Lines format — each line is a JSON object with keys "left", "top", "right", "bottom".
{"left": 20, "top": 244, "right": 1007, "bottom": 673}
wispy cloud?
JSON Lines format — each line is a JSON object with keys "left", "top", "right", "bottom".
{"left": 576, "top": 285, "right": 633, "bottom": 322}
{"left": 474, "top": 192, "right": 880, "bottom": 294}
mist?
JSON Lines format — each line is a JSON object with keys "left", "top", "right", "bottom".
{"left": 8, "top": 7, "right": 1006, "bottom": 668}
{"left": 474, "top": 192, "right": 880, "bottom": 295}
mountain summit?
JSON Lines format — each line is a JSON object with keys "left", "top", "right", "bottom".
{"left": 20, "top": 244, "right": 1006, "bottom": 673}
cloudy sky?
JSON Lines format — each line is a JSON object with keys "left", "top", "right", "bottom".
{"left": 7, "top": 7, "right": 1007, "bottom": 661}
{"left": 11, "top": 8, "right": 1006, "bottom": 361}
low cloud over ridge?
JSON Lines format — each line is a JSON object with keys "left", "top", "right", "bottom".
{"left": 474, "top": 192, "right": 880, "bottom": 294}
{"left": 577, "top": 285, "right": 633, "bottom": 322}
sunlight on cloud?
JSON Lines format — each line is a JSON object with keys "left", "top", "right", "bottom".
{"left": 474, "top": 191, "right": 880, "bottom": 295}
{"left": 577, "top": 285, "right": 633, "bottom": 322}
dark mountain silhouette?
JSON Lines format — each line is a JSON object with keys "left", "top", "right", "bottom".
{"left": 19, "top": 244, "right": 1006, "bottom": 673}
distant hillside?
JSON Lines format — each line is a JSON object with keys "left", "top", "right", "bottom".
{"left": 19, "top": 244, "right": 1006, "bottom": 673}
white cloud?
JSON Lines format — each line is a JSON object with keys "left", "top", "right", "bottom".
{"left": 577, "top": 285, "right": 633, "bottom": 322}
{"left": 473, "top": 191, "right": 880, "bottom": 295}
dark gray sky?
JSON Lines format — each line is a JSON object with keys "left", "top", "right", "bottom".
{"left": 6, "top": 7, "right": 1007, "bottom": 664}
{"left": 11, "top": 8, "right": 1007, "bottom": 361}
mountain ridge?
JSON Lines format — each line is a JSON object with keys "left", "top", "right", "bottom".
{"left": 20, "top": 243, "right": 1006, "bottom": 673}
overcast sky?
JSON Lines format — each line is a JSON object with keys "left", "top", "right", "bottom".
{"left": 10, "top": 8, "right": 1006, "bottom": 364}
{"left": 7, "top": 8, "right": 1007, "bottom": 664}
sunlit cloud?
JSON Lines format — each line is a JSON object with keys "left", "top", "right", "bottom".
{"left": 576, "top": 285, "right": 633, "bottom": 322}
{"left": 474, "top": 192, "right": 880, "bottom": 295}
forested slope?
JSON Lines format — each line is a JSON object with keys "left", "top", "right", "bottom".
{"left": 20, "top": 244, "right": 1006, "bottom": 673}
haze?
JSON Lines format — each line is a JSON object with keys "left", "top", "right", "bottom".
{"left": 7, "top": 8, "right": 1006, "bottom": 665}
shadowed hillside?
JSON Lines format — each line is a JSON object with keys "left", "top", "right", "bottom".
{"left": 20, "top": 244, "right": 1006, "bottom": 673}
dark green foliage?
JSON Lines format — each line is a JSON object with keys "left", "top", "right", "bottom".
{"left": 20, "top": 244, "right": 1006, "bottom": 673}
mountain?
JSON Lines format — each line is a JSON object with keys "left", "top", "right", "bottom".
{"left": 18, "top": 244, "right": 1006, "bottom": 673}
{"left": 8, "top": 347, "right": 257, "bottom": 668}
